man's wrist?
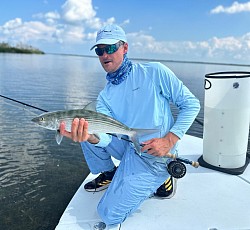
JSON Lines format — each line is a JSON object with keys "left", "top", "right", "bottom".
{"left": 164, "top": 132, "right": 180, "bottom": 146}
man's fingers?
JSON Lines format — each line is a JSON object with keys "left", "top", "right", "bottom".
{"left": 77, "top": 118, "right": 85, "bottom": 141}
{"left": 142, "top": 139, "right": 155, "bottom": 146}
{"left": 60, "top": 122, "right": 72, "bottom": 139}
{"left": 78, "top": 118, "right": 89, "bottom": 142}
{"left": 60, "top": 118, "right": 90, "bottom": 143}
{"left": 82, "top": 120, "right": 89, "bottom": 141}
{"left": 71, "top": 118, "right": 80, "bottom": 141}
{"left": 141, "top": 144, "right": 151, "bottom": 153}
{"left": 59, "top": 122, "right": 65, "bottom": 134}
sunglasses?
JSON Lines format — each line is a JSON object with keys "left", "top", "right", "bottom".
{"left": 95, "top": 41, "right": 124, "bottom": 56}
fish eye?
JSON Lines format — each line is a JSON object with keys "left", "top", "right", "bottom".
{"left": 39, "top": 117, "right": 45, "bottom": 122}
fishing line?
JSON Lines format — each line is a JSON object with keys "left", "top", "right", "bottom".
{"left": 2, "top": 100, "right": 40, "bottom": 116}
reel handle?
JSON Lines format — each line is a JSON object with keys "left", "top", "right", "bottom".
{"left": 167, "top": 153, "right": 199, "bottom": 168}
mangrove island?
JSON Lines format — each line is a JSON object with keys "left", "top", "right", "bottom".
{"left": 0, "top": 42, "right": 45, "bottom": 54}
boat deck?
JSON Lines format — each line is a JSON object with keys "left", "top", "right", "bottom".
{"left": 55, "top": 135, "right": 250, "bottom": 230}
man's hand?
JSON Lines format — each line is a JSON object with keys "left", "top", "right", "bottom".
{"left": 141, "top": 132, "right": 179, "bottom": 157}
{"left": 59, "top": 118, "right": 99, "bottom": 144}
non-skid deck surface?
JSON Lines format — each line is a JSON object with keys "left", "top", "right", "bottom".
{"left": 55, "top": 135, "right": 250, "bottom": 230}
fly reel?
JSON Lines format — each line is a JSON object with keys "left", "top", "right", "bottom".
{"left": 167, "top": 160, "right": 187, "bottom": 179}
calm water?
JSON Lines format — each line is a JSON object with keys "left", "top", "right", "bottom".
{"left": 0, "top": 54, "right": 249, "bottom": 230}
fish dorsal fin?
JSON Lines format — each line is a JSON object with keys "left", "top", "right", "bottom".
{"left": 84, "top": 101, "right": 97, "bottom": 112}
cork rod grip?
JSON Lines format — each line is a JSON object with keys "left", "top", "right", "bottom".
{"left": 167, "top": 153, "right": 199, "bottom": 168}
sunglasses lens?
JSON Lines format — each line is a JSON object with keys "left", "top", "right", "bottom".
{"left": 95, "top": 48, "right": 104, "bottom": 56}
{"left": 106, "top": 44, "right": 117, "bottom": 54}
{"left": 95, "top": 42, "right": 122, "bottom": 56}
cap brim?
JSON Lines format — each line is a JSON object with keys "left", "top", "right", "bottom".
{"left": 90, "top": 38, "right": 120, "bottom": 50}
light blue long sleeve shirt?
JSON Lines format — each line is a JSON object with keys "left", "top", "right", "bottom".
{"left": 95, "top": 62, "right": 200, "bottom": 148}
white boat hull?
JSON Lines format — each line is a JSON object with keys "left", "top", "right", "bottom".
{"left": 55, "top": 134, "right": 250, "bottom": 230}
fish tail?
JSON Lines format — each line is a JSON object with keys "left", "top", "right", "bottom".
{"left": 131, "top": 128, "right": 159, "bottom": 154}
{"left": 131, "top": 132, "right": 141, "bottom": 154}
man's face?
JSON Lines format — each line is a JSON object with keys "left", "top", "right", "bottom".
{"left": 98, "top": 43, "right": 128, "bottom": 73}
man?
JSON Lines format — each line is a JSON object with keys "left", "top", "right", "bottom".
{"left": 60, "top": 24, "right": 200, "bottom": 225}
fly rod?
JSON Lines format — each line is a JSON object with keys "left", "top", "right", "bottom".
{"left": 0, "top": 94, "right": 48, "bottom": 113}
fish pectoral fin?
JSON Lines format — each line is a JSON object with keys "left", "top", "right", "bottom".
{"left": 55, "top": 130, "right": 63, "bottom": 145}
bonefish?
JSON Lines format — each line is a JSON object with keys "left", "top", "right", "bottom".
{"left": 31, "top": 108, "right": 158, "bottom": 153}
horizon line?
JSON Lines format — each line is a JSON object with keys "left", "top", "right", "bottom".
{"left": 46, "top": 52, "right": 250, "bottom": 67}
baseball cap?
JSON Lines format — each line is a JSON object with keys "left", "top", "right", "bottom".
{"left": 90, "top": 24, "right": 127, "bottom": 50}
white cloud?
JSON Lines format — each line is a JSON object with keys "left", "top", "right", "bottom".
{"left": 128, "top": 32, "right": 172, "bottom": 55}
{"left": 127, "top": 31, "right": 250, "bottom": 63}
{"left": 33, "top": 11, "right": 60, "bottom": 24}
{"left": 1, "top": 0, "right": 250, "bottom": 63}
{"left": 61, "top": 0, "right": 96, "bottom": 23}
{"left": 120, "top": 19, "right": 130, "bottom": 27}
{"left": 0, "top": 18, "right": 56, "bottom": 43}
{"left": 2, "top": 16, "right": 249, "bottom": 63}
{"left": 211, "top": 1, "right": 250, "bottom": 14}
{"left": 55, "top": 25, "right": 86, "bottom": 43}
{"left": 0, "top": 0, "right": 129, "bottom": 49}
{"left": 2, "top": 18, "right": 22, "bottom": 30}
{"left": 0, "top": 0, "right": 99, "bottom": 45}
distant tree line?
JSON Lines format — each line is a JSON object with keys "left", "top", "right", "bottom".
{"left": 0, "top": 42, "right": 45, "bottom": 54}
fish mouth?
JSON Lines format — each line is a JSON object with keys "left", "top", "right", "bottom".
{"left": 31, "top": 117, "right": 38, "bottom": 123}
{"left": 31, "top": 117, "right": 41, "bottom": 124}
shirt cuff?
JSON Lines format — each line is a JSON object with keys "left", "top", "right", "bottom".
{"left": 94, "top": 133, "right": 112, "bottom": 147}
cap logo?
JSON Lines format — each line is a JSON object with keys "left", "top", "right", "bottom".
{"left": 97, "top": 29, "right": 111, "bottom": 35}
{"left": 90, "top": 24, "right": 127, "bottom": 50}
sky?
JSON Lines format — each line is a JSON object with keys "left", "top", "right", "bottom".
{"left": 0, "top": 0, "right": 250, "bottom": 64}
